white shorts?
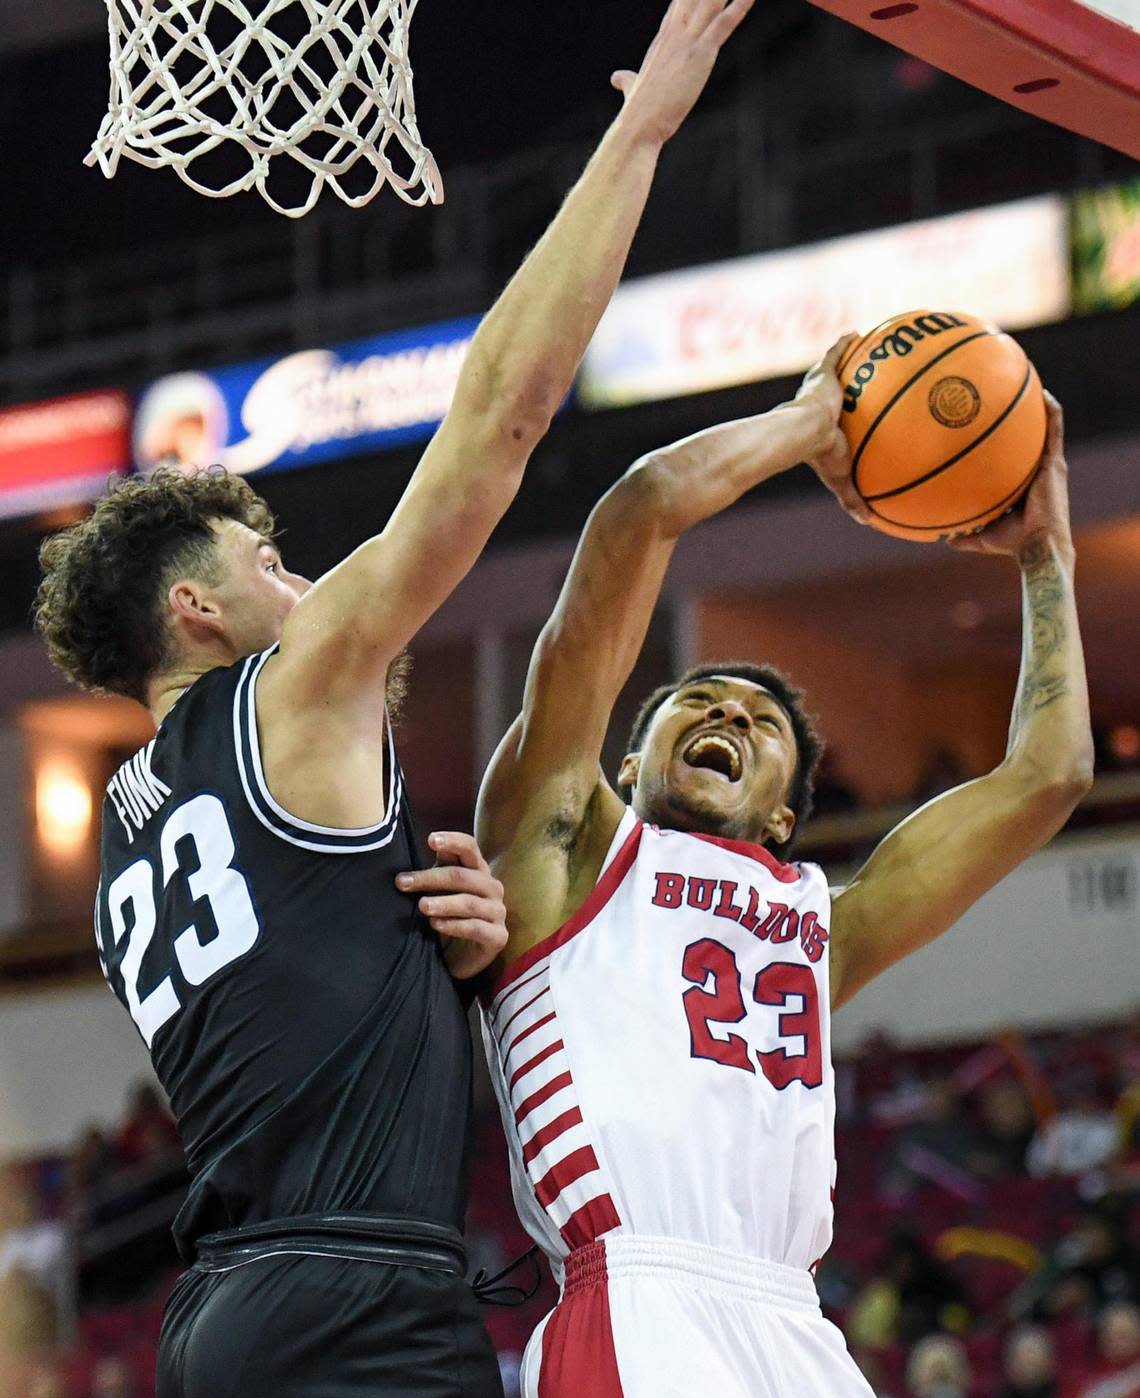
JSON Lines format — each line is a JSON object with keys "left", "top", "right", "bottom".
{"left": 519, "top": 1235, "right": 874, "bottom": 1398}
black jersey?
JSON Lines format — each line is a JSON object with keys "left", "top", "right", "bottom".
{"left": 95, "top": 646, "right": 474, "bottom": 1261}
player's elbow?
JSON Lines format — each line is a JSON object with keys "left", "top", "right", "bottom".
{"left": 1011, "top": 750, "right": 1094, "bottom": 816}
{"left": 1048, "top": 760, "right": 1095, "bottom": 807}
{"left": 497, "top": 378, "right": 561, "bottom": 453}
{"left": 609, "top": 453, "right": 689, "bottom": 539}
{"left": 455, "top": 350, "right": 561, "bottom": 459}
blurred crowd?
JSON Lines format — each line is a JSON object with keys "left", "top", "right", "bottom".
{"left": 0, "top": 1083, "right": 185, "bottom": 1397}
{"left": 820, "top": 1013, "right": 1140, "bottom": 1396}
{"left": 4, "top": 1019, "right": 1140, "bottom": 1397}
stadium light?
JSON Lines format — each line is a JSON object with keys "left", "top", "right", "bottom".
{"left": 36, "top": 761, "right": 92, "bottom": 856}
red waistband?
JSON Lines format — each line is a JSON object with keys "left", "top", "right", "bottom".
{"left": 563, "top": 1239, "right": 609, "bottom": 1297}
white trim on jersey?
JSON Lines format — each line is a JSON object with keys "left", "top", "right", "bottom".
{"left": 231, "top": 647, "right": 404, "bottom": 854}
{"left": 93, "top": 881, "right": 109, "bottom": 981}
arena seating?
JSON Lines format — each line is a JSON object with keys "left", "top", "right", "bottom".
{"left": 38, "top": 1019, "right": 1138, "bottom": 1396}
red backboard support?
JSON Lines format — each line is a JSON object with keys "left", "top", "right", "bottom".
{"left": 805, "top": 0, "right": 1140, "bottom": 161}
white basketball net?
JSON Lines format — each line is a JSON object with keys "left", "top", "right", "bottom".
{"left": 86, "top": 0, "right": 442, "bottom": 218}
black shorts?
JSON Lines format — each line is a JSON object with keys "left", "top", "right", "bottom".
{"left": 157, "top": 1251, "right": 504, "bottom": 1398}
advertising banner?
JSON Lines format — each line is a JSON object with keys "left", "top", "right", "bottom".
{"left": 579, "top": 196, "right": 1070, "bottom": 408}
{"left": 0, "top": 390, "right": 131, "bottom": 519}
{"left": 133, "top": 315, "right": 481, "bottom": 476}
{"left": 1072, "top": 178, "right": 1140, "bottom": 314}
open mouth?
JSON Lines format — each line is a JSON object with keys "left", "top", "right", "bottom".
{"left": 682, "top": 732, "right": 743, "bottom": 782}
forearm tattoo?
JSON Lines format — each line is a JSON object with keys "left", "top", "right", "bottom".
{"left": 1015, "top": 538, "right": 1070, "bottom": 724}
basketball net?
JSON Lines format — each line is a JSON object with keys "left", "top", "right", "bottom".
{"left": 86, "top": 1, "right": 443, "bottom": 219}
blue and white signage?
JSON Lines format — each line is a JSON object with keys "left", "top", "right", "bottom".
{"left": 134, "top": 315, "right": 481, "bottom": 476}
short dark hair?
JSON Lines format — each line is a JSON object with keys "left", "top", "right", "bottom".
{"left": 34, "top": 468, "right": 276, "bottom": 704}
{"left": 622, "top": 661, "right": 823, "bottom": 859}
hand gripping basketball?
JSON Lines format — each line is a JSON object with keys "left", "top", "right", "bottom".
{"left": 948, "top": 394, "right": 1071, "bottom": 561}
{"left": 835, "top": 310, "right": 1047, "bottom": 542}
{"left": 795, "top": 334, "right": 873, "bottom": 527}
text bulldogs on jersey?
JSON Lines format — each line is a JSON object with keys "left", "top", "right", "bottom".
{"left": 650, "top": 870, "right": 829, "bottom": 962}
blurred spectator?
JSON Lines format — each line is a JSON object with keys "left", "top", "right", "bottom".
{"left": 854, "top": 1029, "right": 916, "bottom": 1113}
{"left": 996, "top": 1324, "right": 1059, "bottom": 1398}
{"left": 1018, "top": 1207, "right": 1140, "bottom": 1322}
{"left": 1075, "top": 1301, "right": 1140, "bottom": 1397}
{"left": 849, "top": 1232, "right": 967, "bottom": 1349}
{"left": 852, "top": 1346, "right": 899, "bottom": 1398}
{"left": 92, "top": 1353, "right": 136, "bottom": 1398}
{"left": 0, "top": 1264, "right": 58, "bottom": 1364}
{"left": 26, "top": 1364, "right": 68, "bottom": 1398}
{"left": 883, "top": 1081, "right": 983, "bottom": 1202}
{"left": 971, "top": 1079, "right": 1036, "bottom": 1177}
{"left": 116, "top": 1081, "right": 180, "bottom": 1168}
{"left": 1057, "top": 1210, "right": 1140, "bottom": 1310}
{"left": 0, "top": 1162, "right": 66, "bottom": 1312}
{"left": 75, "top": 1111, "right": 188, "bottom": 1307}
{"left": 1028, "top": 1088, "right": 1119, "bottom": 1177}
{"left": 65, "top": 1126, "right": 118, "bottom": 1226}
{"left": 905, "top": 1333, "right": 971, "bottom": 1398}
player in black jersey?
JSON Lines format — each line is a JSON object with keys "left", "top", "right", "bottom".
{"left": 33, "top": 5, "right": 754, "bottom": 1394}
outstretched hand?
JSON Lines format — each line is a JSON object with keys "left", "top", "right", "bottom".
{"left": 612, "top": 0, "right": 755, "bottom": 147}
{"left": 949, "top": 393, "right": 1072, "bottom": 562}
{"left": 396, "top": 832, "right": 508, "bottom": 981}
{"left": 794, "top": 334, "right": 871, "bottom": 526}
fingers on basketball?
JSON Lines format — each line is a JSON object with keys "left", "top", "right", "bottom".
{"left": 825, "top": 332, "right": 861, "bottom": 372}
{"left": 830, "top": 475, "right": 871, "bottom": 525}
{"left": 946, "top": 531, "right": 992, "bottom": 554}
{"left": 1042, "top": 392, "right": 1065, "bottom": 461}
{"left": 814, "top": 442, "right": 867, "bottom": 523}
{"left": 838, "top": 314, "right": 1045, "bottom": 542}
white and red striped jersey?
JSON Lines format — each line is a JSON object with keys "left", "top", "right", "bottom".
{"left": 481, "top": 808, "right": 837, "bottom": 1276}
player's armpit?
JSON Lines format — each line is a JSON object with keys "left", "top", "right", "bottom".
{"left": 828, "top": 760, "right": 1090, "bottom": 1010}
{"left": 476, "top": 718, "right": 627, "bottom": 962}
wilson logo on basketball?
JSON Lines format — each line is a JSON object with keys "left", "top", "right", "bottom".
{"left": 928, "top": 376, "right": 981, "bottom": 428}
{"left": 841, "top": 312, "right": 970, "bottom": 412}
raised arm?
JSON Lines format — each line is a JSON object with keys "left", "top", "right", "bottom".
{"left": 476, "top": 342, "right": 858, "bottom": 945}
{"left": 829, "top": 396, "right": 1094, "bottom": 1010}
{"left": 272, "top": 0, "right": 754, "bottom": 714}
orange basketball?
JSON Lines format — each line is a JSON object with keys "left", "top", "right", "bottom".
{"left": 836, "top": 310, "right": 1046, "bottom": 542}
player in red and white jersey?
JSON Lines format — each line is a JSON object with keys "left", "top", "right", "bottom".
{"left": 474, "top": 341, "right": 1092, "bottom": 1396}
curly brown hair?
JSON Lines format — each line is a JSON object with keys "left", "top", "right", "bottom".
{"left": 34, "top": 468, "right": 276, "bottom": 704}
